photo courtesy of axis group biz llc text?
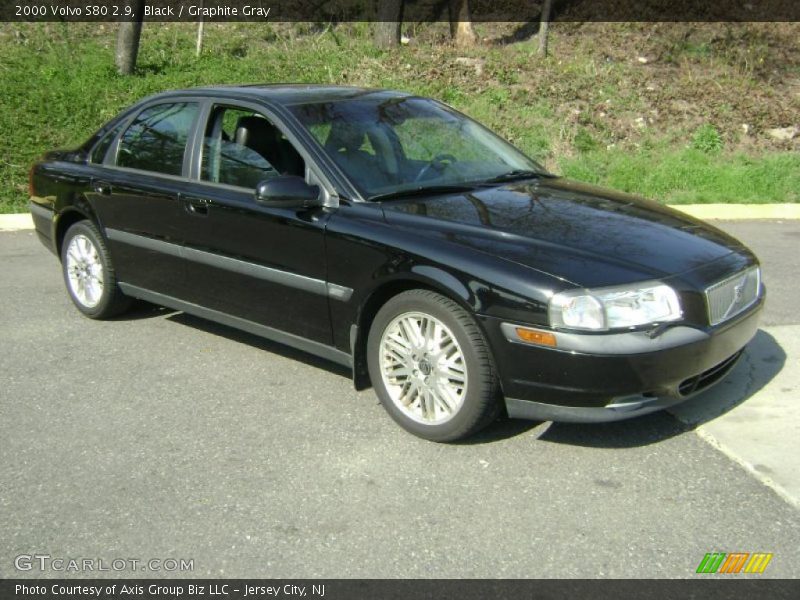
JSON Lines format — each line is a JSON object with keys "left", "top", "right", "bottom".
{"left": 14, "top": 583, "right": 326, "bottom": 597}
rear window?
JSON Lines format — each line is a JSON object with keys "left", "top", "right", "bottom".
{"left": 116, "top": 102, "right": 199, "bottom": 176}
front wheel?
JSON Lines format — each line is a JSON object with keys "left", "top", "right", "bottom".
{"left": 61, "top": 220, "right": 131, "bottom": 319}
{"left": 367, "top": 289, "right": 500, "bottom": 442}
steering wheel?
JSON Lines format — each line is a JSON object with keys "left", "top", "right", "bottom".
{"left": 414, "top": 153, "right": 459, "bottom": 182}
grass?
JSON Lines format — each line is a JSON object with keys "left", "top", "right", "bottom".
{"left": 561, "top": 149, "right": 800, "bottom": 204}
{"left": 0, "top": 21, "right": 797, "bottom": 212}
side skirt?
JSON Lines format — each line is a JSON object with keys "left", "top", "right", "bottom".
{"left": 118, "top": 282, "right": 353, "bottom": 368}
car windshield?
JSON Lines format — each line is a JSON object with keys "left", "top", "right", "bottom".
{"left": 288, "top": 96, "right": 548, "bottom": 200}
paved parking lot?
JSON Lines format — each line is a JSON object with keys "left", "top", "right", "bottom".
{"left": 1, "top": 220, "right": 798, "bottom": 578}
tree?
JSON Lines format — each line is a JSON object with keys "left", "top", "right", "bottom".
{"left": 538, "top": 0, "right": 553, "bottom": 56}
{"left": 449, "top": 0, "right": 477, "bottom": 47}
{"left": 196, "top": 0, "right": 205, "bottom": 57}
{"left": 373, "top": 0, "right": 403, "bottom": 49}
{"left": 115, "top": 0, "right": 145, "bottom": 75}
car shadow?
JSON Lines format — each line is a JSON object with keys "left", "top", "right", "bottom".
{"left": 454, "top": 417, "right": 551, "bottom": 445}
{"left": 458, "top": 410, "right": 688, "bottom": 447}
{"left": 464, "top": 329, "right": 786, "bottom": 448}
{"left": 109, "top": 300, "right": 177, "bottom": 321}
{"left": 164, "top": 311, "right": 353, "bottom": 379}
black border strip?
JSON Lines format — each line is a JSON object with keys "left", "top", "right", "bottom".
{"left": 2, "top": 1, "right": 800, "bottom": 23}
{"left": 2, "top": 579, "right": 799, "bottom": 600}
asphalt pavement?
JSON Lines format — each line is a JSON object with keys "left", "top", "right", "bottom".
{"left": 0, "top": 220, "right": 798, "bottom": 578}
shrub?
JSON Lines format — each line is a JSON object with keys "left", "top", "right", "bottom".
{"left": 692, "top": 124, "right": 723, "bottom": 154}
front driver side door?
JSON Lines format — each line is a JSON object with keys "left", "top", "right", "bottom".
{"left": 177, "top": 102, "right": 337, "bottom": 348}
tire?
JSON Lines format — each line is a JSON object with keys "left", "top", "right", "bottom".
{"left": 61, "top": 220, "right": 131, "bottom": 319}
{"left": 367, "top": 289, "right": 500, "bottom": 442}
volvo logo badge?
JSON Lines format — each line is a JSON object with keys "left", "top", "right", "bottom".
{"left": 722, "top": 276, "right": 748, "bottom": 320}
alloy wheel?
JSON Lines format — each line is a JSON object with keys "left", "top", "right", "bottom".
{"left": 65, "top": 234, "right": 104, "bottom": 308}
{"left": 378, "top": 311, "right": 468, "bottom": 425}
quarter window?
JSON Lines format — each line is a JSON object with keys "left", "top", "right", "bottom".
{"left": 90, "top": 122, "right": 125, "bottom": 164}
{"left": 116, "top": 102, "right": 199, "bottom": 176}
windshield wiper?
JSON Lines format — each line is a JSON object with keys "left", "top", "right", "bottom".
{"left": 483, "top": 169, "right": 544, "bottom": 184}
{"left": 367, "top": 184, "right": 476, "bottom": 202}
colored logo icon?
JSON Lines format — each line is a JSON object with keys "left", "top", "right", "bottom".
{"left": 696, "top": 552, "right": 773, "bottom": 574}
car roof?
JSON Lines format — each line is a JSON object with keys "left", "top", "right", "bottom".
{"left": 146, "top": 84, "right": 413, "bottom": 107}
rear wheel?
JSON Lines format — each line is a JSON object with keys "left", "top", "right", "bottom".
{"left": 367, "top": 289, "right": 500, "bottom": 442}
{"left": 61, "top": 220, "right": 131, "bottom": 319}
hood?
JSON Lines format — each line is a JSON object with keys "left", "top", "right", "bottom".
{"left": 381, "top": 177, "right": 750, "bottom": 288}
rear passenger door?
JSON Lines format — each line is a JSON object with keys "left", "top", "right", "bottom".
{"left": 177, "top": 102, "right": 335, "bottom": 346}
{"left": 90, "top": 101, "right": 200, "bottom": 298}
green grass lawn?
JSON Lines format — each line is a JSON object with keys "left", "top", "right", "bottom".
{"left": 0, "top": 22, "right": 797, "bottom": 213}
{"left": 561, "top": 150, "right": 800, "bottom": 205}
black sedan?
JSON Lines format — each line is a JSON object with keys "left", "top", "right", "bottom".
{"left": 29, "top": 85, "right": 763, "bottom": 441}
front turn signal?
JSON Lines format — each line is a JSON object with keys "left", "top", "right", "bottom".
{"left": 515, "top": 327, "right": 557, "bottom": 347}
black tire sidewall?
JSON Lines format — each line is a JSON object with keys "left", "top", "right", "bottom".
{"left": 367, "top": 291, "right": 496, "bottom": 442}
{"left": 61, "top": 221, "right": 115, "bottom": 318}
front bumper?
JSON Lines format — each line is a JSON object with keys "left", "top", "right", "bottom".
{"left": 479, "top": 299, "right": 762, "bottom": 423}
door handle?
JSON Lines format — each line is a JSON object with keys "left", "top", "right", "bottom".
{"left": 92, "top": 181, "right": 112, "bottom": 195}
{"left": 184, "top": 197, "right": 209, "bottom": 216}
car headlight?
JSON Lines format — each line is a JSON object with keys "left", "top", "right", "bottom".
{"left": 549, "top": 282, "right": 682, "bottom": 331}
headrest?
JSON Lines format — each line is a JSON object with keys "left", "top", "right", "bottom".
{"left": 325, "top": 122, "right": 367, "bottom": 153}
{"left": 234, "top": 116, "right": 278, "bottom": 150}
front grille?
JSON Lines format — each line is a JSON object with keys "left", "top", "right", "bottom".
{"left": 678, "top": 350, "right": 743, "bottom": 396}
{"left": 705, "top": 266, "right": 760, "bottom": 326}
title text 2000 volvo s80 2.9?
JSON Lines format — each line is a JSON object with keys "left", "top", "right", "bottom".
{"left": 29, "top": 85, "right": 764, "bottom": 441}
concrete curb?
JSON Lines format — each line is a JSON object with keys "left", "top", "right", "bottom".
{"left": 2, "top": 204, "right": 799, "bottom": 231}
{"left": 670, "top": 204, "right": 800, "bottom": 220}
{"left": 0, "top": 213, "right": 34, "bottom": 231}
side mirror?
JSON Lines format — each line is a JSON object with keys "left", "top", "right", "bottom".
{"left": 255, "top": 176, "right": 321, "bottom": 208}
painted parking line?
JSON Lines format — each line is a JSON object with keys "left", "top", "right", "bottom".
{"left": 670, "top": 324, "right": 800, "bottom": 508}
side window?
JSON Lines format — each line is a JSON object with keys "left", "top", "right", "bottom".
{"left": 89, "top": 121, "right": 125, "bottom": 164}
{"left": 201, "top": 105, "right": 305, "bottom": 188}
{"left": 116, "top": 102, "right": 199, "bottom": 176}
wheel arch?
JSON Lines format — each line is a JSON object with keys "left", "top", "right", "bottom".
{"left": 54, "top": 206, "right": 98, "bottom": 259}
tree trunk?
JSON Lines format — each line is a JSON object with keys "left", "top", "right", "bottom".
{"left": 449, "top": 0, "right": 477, "bottom": 47}
{"left": 196, "top": 19, "right": 204, "bottom": 57}
{"left": 195, "top": 0, "right": 204, "bottom": 57}
{"left": 538, "top": 0, "right": 553, "bottom": 56}
{"left": 115, "top": 0, "right": 145, "bottom": 75}
{"left": 373, "top": 0, "right": 403, "bottom": 49}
